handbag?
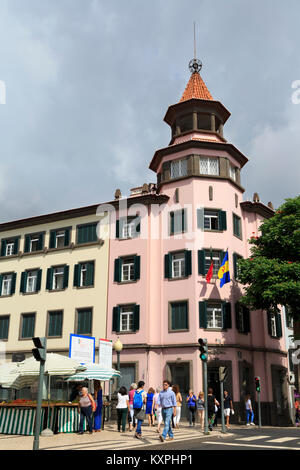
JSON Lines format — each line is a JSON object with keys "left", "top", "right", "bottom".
{"left": 136, "top": 407, "right": 146, "bottom": 421}
{"left": 231, "top": 409, "right": 235, "bottom": 415}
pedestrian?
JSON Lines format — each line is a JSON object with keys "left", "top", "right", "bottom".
{"left": 116, "top": 386, "right": 130, "bottom": 433}
{"left": 145, "top": 387, "right": 155, "bottom": 426}
{"left": 245, "top": 393, "right": 255, "bottom": 426}
{"left": 295, "top": 399, "right": 300, "bottom": 427}
{"left": 93, "top": 381, "right": 103, "bottom": 432}
{"left": 77, "top": 386, "right": 96, "bottom": 434}
{"left": 128, "top": 383, "right": 137, "bottom": 432}
{"left": 157, "top": 380, "right": 177, "bottom": 442}
{"left": 197, "top": 391, "right": 205, "bottom": 430}
{"left": 172, "top": 384, "right": 182, "bottom": 429}
{"left": 207, "top": 388, "right": 219, "bottom": 431}
{"left": 186, "top": 389, "right": 197, "bottom": 427}
{"left": 154, "top": 387, "right": 162, "bottom": 434}
{"left": 133, "top": 381, "right": 147, "bottom": 439}
{"left": 223, "top": 390, "right": 234, "bottom": 429}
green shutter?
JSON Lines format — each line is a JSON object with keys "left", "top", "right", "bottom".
{"left": 24, "top": 235, "right": 30, "bottom": 253}
{"left": 86, "top": 262, "right": 94, "bottom": 286}
{"left": 182, "top": 209, "right": 187, "bottom": 232}
{"left": 73, "top": 264, "right": 80, "bottom": 287}
{"left": 169, "top": 212, "right": 175, "bottom": 235}
{"left": 197, "top": 208, "right": 204, "bottom": 230}
{"left": 199, "top": 301, "right": 207, "bottom": 329}
{"left": 49, "top": 311, "right": 62, "bottom": 337}
{"left": 114, "top": 258, "right": 122, "bottom": 283}
{"left": 185, "top": 250, "right": 192, "bottom": 277}
{"left": 276, "top": 313, "right": 282, "bottom": 338}
{"left": 244, "top": 307, "right": 251, "bottom": 333}
{"left": 235, "top": 302, "right": 241, "bottom": 332}
{"left": 133, "top": 305, "right": 140, "bottom": 332}
{"left": 77, "top": 309, "right": 92, "bottom": 334}
{"left": 134, "top": 256, "right": 140, "bottom": 281}
{"left": 63, "top": 266, "right": 69, "bottom": 289}
{"left": 164, "top": 253, "right": 172, "bottom": 279}
{"left": 64, "top": 229, "right": 70, "bottom": 247}
{"left": 218, "top": 211, "right": 227, "bottom": 231}
{"left": 46, "top": 268, "right": 54, "bottom": 291}
{"left": 11, "top": 273, "right": 16, "bottom": 295}
{"left": 112, "top": 306, "right": 120, "bottom": 333}
{"left": 36, "top": 270, "right": 42, "bottom": 292}
{"left": 20, "top": 272, "right": 27, "bottom": 293}
{"left": 135, "top": 216, "right": 141, "bottom": 237}
{"left": 222, "top": 302, "right": 232, "bottom": 329}
{"left": 0, "top": 240, "right": 6, "bottom": 257}
{"left": 0, "top": 275, "right": 2, "bottom": 296}
{"left": 233, "top": 253, "right": 238, "bottom": 279}
{"left": 49, "top": 231, "right": 56, "bottom": 249}
{"left": 13, "top": 238, "right": 19, "bottom": 255}
{"left": 198, "top": 250, "right": 206, "bottom": 275}
{"left": 116, "top": 220, "right": 120, "bottom": 239}
{"left": 0, "top": 316, "right": 9, "bottom": 340}
{"left": 38, "top": 233, "right": 44, "bottom": 251}
{"left": 267, "top": 311, "right": 272, "bottom": 336}
{"left": 22, "top": 314, "right": 35, "bottom": 338}
{"left": 171, "top": 302, "right": 188, "bottom": 330}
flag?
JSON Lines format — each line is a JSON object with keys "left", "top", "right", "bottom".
{"left": 218, "top": 250, "right": 230, "bottom": 287}
{"left": 206, "top": 261, "right": 214, "bottom": 283}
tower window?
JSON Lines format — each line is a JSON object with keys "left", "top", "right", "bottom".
{"left": 199, "top": 157, "right": 219, "bottom": 176}
{"left": 170, "top": 159, "right": 188, "bottom": 179}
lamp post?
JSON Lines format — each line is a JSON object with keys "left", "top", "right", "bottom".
{"left": 113, "top": 338, "right": 123, "bottom": 390}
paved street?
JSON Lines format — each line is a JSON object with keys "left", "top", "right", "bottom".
{"left": 0, "top": 422, "right": 299, "bottom": 451}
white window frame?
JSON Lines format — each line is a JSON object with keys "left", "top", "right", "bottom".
{"left": 26, "top": 271, "right": 37, "bottom": 293}
{"left": 229, "top": 165, "right": 237, "bottom": 181}
{"left": 172, "top": 252, "right": 185, "bottom": 278}
{"left": 2, "top": 274, "right": 12, "bottom": 296}
{"left": 170, "top": 159, "right": 188, "bottom": 179}
{"left": 121, "top": 259, "right": 135, "bottom": 282}
{"left": 52, "top": 267, "right": 64, "bottom": 291}
{"left": 55, "top": 231, "right": 65, "bottom": 248}
{"left": 199, "top": 157, "right": 219, "bottom": 176}
{"left": 122, "top": 222, "right": 134, "bottom": 239}
{"left": 30, "top": 237, "right": 40, "bottom": 252}
{"left": 270, "top": 314, "right": 277, "bottom": 337}
{"left": 6, "top": 243, "right": 14, "bottom": 256}
{"left": 206, "top": 304, "right": 223, "bottom": 329}
{"left": 204, "top": 210, "right": 219, "bottom": 230}
{"left": 120, "top": 306, "right": 134, "bottom": 332}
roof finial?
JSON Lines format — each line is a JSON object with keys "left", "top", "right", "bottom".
{"left": 189, "top": 22, "right": 202, "bottom": 74}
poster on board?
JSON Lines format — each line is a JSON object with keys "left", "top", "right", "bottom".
{"left": 69, "top": 334, "right": 95, "bottom": 364}
{"left": 99, "top": 338, "right": 113, "bottom": 369}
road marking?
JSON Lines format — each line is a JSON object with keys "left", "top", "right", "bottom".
{"left": 266, "top": 437, "right": 299, "bottom": 443}
{"left": 204, "top": 441, "right": 300, "bottom": 450}
{"left": 236, "top": 435, "right": 270, "bottom": 441}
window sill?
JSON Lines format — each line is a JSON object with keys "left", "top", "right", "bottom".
{"left": 117, "top": 236, "right": 140, "bottom": 241}
{"left": 115, "top": 330, "right": 138, "bottom": 335}
{"left": 75, "top": 285, "right": 94, "bottom": 289}
{"left": 166, "top": 276, "right": 189, "bottom": 282}
{"left": 21, "top": 291, "right": 39, "bottom": 296}
{"left": 117, "top": 280, "right": 137, "bottom": 285}
{"left": 168, "top": 329, "right": 189, "bottom": 333}
{"left": 47, "top": 335, "right": 63, "bottom": 339}
{"left": 47, "top": 288, "right": 67, "bottom": 293}
{"left": 0, "top": 294, "right": 13, "bottom": 298}
{"left": 47, "top": 245, "right": 72, "bottom": 253}
{"left": 204, "top": 229, "right": 224, "bottom": 233}
{"left": 74, "top": 240, "right": 104, "bottom": 248}
{"left": 22, "top": 249, "right": 46, "bottom": 257}
{"left": 0, "top": 254, "right": 19, "bottom": 260}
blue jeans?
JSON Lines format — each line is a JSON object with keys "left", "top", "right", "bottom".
{"left": 79, "top": 405, "right": 93, "bottom": 432}
{"left": 134, "top": 409, "right": 143, "bottom": 435}
{"left": 162, "top": 407, "right": 174, "bottom": 439}
{"left": 246, "top": 409, "right": 254, "bottom": 423}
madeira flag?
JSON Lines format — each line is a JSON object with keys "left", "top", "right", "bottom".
{"left": 218, "top": 250, "right": 230, "bottom": 287}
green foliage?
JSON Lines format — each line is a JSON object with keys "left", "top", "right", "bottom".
{"left": 238, "top": 196, "right": 300, "bottom": 321}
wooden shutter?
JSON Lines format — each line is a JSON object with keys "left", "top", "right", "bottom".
{"left": 164, "top": 253, "right": 172, "bottom": 279}
{"left": 222, "top": 302, "right": 232, "bottom": 329}
{"left": 233, "top": 253, "right": 238, "bottom": 279}
{"left": 243, "top": 307, "right": 251, "bottom": 333}
{"left": 20, "top": 272, "right": 27, "bottom": 293}
{"left": 185, "top": 250, "right": 192, "bottom": 276}
{"left": 49, "top": 231, "right": 56, "bottom": 249}
{"left": 197, "top": 208, "right": 204, "bottom": 230}
{"left": 276, "top": 313, "right": 282, "bottom": 338}
{"left": 133, "top": 305, "right": 140, "bottom": 332}
{"left": 169, "top": 212, "right": 175, "bottom": 235}
{"left": 112, "top": 306, "right": 120, "bottom": 333}
{"left": 63, "top": 266, "right": 69, "bottom": 289}
{"left": 0, "top": 275, "right": 2, "bottom": 296}
{"left": 11, "top": 273, "right": 16, "bottom": 295}
{"left": 86, "top": 262, "right": 94, "bottom": 286}
{"left": 235, "top": 302, "right": 241, "bottom": 332}
{"left": 116, "top": 220, "right": 120, "bottom": 239}
{"left": 0, "top": 240, "right": 6, "bottom": 257}
{"left": 218, "top": 211, "right": 227, "bottom": 231}
{"left": 46, "top": 268, "right": 54, "bottom": 291}
{"left": 199, "top": 301, "right": 207, "bottom": 329}
{"left": 198, "top": 250, "right": 206, "bottom": 275}
{"left": 64, "top": 228, "right": 70, "bottom": 246}
{"left": 24, "top": 235, "right": 30, "bottom": 253}
{"left": 13, "top": 238, "right": 19, "bottom": 255}
{"left": 135, "top": 216, "right": 141, "bottom": 237}
{"left": 38, "top": 233, "right": 44, "bottom": 251}
{"left": 134, "top": 256, "right": 140, "bottom": 281}
{"left": 114, "top": 258, "right": 122, "bottom": 283}
{"left": 36, "top": 270, "right": 42, "bottom": 292}
{"left": 267, "top": 311, "right": 272, "bottom": 336}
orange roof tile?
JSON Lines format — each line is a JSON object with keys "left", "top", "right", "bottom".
{"left": 179, "top": 72, "right": 213, "bottom": 102}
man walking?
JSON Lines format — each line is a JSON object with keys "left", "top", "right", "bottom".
{"left": 157, "top": 380, "right": 176, "bottom": 442}
{"left": 223, "top": 390, "right": 234, "bottom": 429}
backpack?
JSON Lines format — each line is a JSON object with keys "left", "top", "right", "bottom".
{"left": 133, "top": 390, "right": 143, "bottom": 409}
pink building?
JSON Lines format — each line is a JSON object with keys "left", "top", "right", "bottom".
{"left": 107, "top": 59, "right": 290, "bottom": 425}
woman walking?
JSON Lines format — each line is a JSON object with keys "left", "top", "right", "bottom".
{"left": 207, "top": 388, "right": 219, "bottom": 431}
{"left": 186, "top": 389, "right": 197, "bottom": 427}
{"left": 172, "top": 385, "right": 182, "bottom": 429}
{"left": 245, "top": 394, "right": 255, "bottom": 426}
{"left": 154, "top": 387, "right": 162, "bottom": 434}
{"left": 77, "top": 387, "right": 96, "bottom": 434}
{"left": 116, "top": 386, "right": 130, "bottom": 433}
{"left": 128, "top": 383, "right": 137, "bottom": 431}
{"left": 145, "top": 387, "right": 155, "bottom": 426}
{"left": 197, "top": 391, "right": 205, "bottom": 430}
{"left": 93, "top": 381, "right": 103, "bottom": 432}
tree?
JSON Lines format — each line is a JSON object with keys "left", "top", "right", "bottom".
{"left": 238, "top": 195, "right": 300, "bottom": 322}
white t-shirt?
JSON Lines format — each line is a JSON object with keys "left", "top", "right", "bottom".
{"left": 116, "top": 393, "right": 129, "bottom": 409}
{"left": 245, "top": 399, "right": 252, "bottom": 410}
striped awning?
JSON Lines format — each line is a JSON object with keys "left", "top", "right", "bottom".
{"left": 65, "top": 363, "right": 120, "bottom": 382}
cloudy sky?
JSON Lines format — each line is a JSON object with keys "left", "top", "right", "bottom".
{"left": 0, "top": 0, "right": 299, "bottom": 223}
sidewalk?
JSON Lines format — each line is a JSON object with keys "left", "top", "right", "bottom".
{"left": 0, "top": 421, "right": 234, "bottom": 451}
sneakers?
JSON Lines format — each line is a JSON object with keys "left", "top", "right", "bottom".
{"left": 135, "top": 433, "right": 142, "bottom": 439}
{"left": 159, "top": 435, "right": 164, "bottom": 442}
{"left": 168, "top": 437, "right": 174, "bottom": 441}
{"left": 250, "top": 422, "right": 255, "bottom": 426}
{"left": 246, "top": 423, "right": 250, "bottom": 426}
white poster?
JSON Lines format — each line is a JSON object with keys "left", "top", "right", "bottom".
{"left": 69, "top": 334, "right": 95, "bottom": 364}
{"left": 99, "top": 338, "right": 113, "bottom": 369}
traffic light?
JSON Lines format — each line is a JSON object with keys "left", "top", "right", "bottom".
{"left": 255, "top": 376, "right": 261, "bottom": 392}
{"left": 32, "top": 337, "right": 47, "bottom": 363}
{"left": 198, "top": 338, "right": 208, "bottom": 362}
{"left": 219, "top": 366, "right": 227, "bottom": 382}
